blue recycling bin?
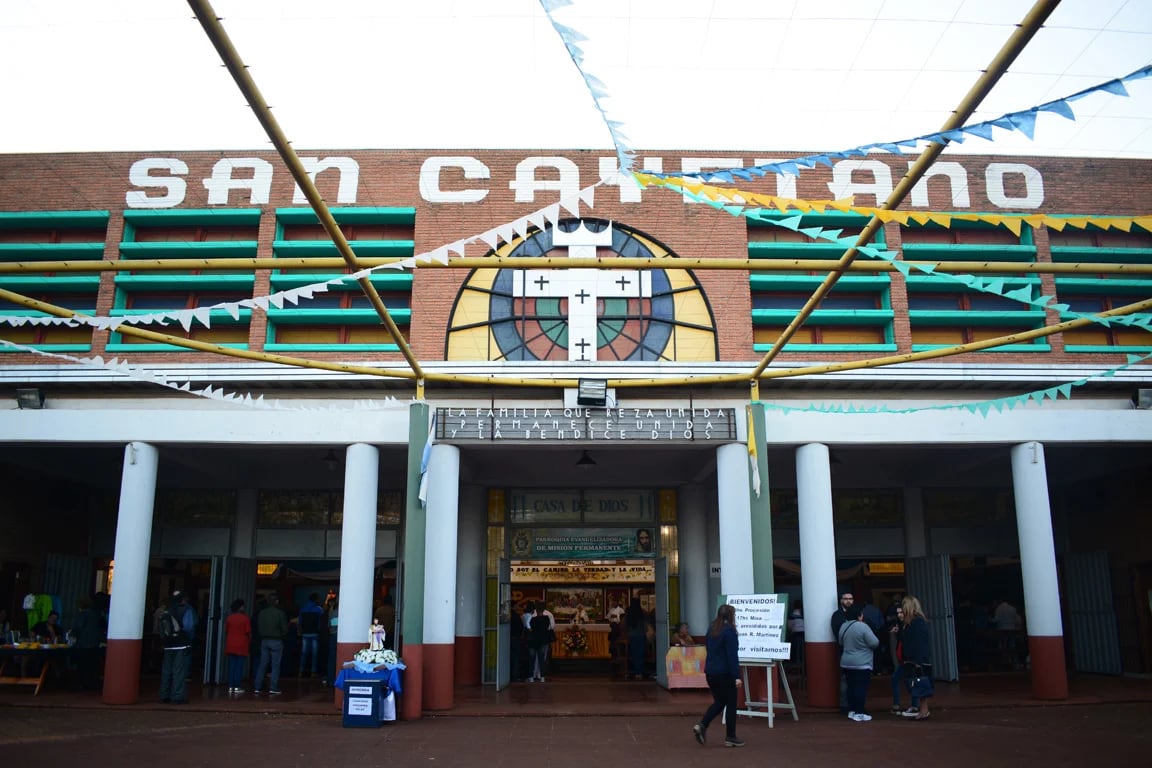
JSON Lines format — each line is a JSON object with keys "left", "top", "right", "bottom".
{"left": 342, "top": 678, "right": 384, "bottom": 728}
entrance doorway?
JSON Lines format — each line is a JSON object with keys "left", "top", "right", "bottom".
{"left": 509, "top": 559, "right": 656, "bottom": 682}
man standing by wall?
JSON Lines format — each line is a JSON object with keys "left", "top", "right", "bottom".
{"left": 159, "top": 590, "right": 197, "bottom": 704}
{"left": 252, "top": 593, "right": 288, "bottom": 696}
{"left": 297, "top": 593, "right": 324, "bottom": 678}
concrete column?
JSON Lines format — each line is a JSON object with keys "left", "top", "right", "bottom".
{"left": 454, "top": 483, "right": 484, "bottom": 686}
{"left": 1010, "top": 441, "right": 1068, "bottom": 700}
{"left": 231, "top": 488, "right": 258, "bottom": 559}
{"left": 335, "top": 443, "right": 379, "bottom": 696}
{"left": 423, "top": 443, "right": 460, "bottom": 710}
{"left": 903, "top": 486, "right": 927, "bottom": 558}
{"left": 716, "top": 443, "right": 754, "bottom": 596}
{"left": 678, "top": 484, "right": 710, "bottom": 635}
{"left": 103, "top": 441, "right": 158, "bottom": 705}
{"left": 796, "top": 442, "right": 839, "bottom": 708}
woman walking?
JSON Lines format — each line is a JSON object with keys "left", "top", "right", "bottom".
{"left": 901, "top": 595, "right": 934, "bottom": 720}
{"left": 692, "top": 604, "right": 745, "bottom": 748}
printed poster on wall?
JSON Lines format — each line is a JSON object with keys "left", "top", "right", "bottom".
{"left": 726, "top": 593, "right": 790, "bottom": 662}
{"left": 510, "top": 527, "right": 655, "bottom": 558}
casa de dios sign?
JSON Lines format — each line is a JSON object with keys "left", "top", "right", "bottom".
{"left": 435, "top": 406, "right": 738, "bottom": 443}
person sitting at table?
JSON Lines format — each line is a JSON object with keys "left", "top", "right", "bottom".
{"left": 672, "top": 622, "right": 696, "bottom": 646}
{"left": 32, "top": 611, "right": 65, "bottom": 644}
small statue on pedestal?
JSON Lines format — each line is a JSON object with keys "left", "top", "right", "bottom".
{"left": 370, "top": 619, "right": 387, "bottom": 651}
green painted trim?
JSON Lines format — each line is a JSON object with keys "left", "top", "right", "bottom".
{"left": 0, "top": 344, "right": 91, "bottom": 352}
{"left": 109, "top": 308, "right": 253, "bottom": 320}
{"left": 0, "top": 307, "right": 98, "bottom": 316}
{"left": 271, "top": 240, "right": 414, "bottom": 258}
{"left": 753, "top": 343, "right": 897, "bottom": 353}
{"left": 752, "top": 308, "right": 893, "bottom": 324}
{"left": 748, "top": 402, "right": 774, "bottom": 594}
{"left": 905, "top": 275, "right": 1041, "bottom": 289}
{"left": 113, "top": 274, "right": 256, "bottom": 289}
{"left": 0, "top": 242, "right": 106, "bottom": 261}
{"left": 911, "top": 342, "right": 1050, "bottom": 352}
{"left": 0, "top": 211, "right": 110, "bottom": 229}
{"left": 119, "top": 241, "right": 259, "bottom": 258}
{"left": 402, "top": 402, "right": 430, "bottom": 644}
{"left": 105, "top": 342, "right": 249, "bottom": 352}
{"left": 266, "top": 308, "right": 411, "bottom": 324}
{"left": 1052, "top": 277, "right": 1152, "bottom": 293}
{"left": 1050, "top": 246, "right": 1152, "bottom": 264}
{"left": 1064, "top": 344, "right": 1152, "bottom": 352}
{"left": 269, "top": 273, "right": 413, "bottom": 290}
{"left": 0, "top": 276, "right": 100, "bottom": 290}
{"left": 900, "top": 243, "right": 1037, "bottom": 262}
{"left": 263, "top": 343, "right": 401, "bottom": 352}
{"left": 748, "top": 241, "right": 887, "bottom": 259}
{"left": 908, "top": 310, "right": 1045, "bottom": 325}
{"left": 275, "top": 206, "right": 416, "bottom": 225}
{"left": 122, "top": 208, "right": 261, "bottom": 226}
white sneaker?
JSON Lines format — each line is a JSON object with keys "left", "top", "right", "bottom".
{"left": 849, "top": 713, "right": 872, "bottom": 722}
{"left": 538, "top": 677, "right": 545, "bottom": 683}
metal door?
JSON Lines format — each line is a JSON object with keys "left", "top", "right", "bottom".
{"left": 906, "top": 554, "right": 959, "bottom": 682}
{"left": 495, "top": 558, "right": 512, "bottom": 690}
{"left": 655, "top": 557, "right": 669, "bottom": 687}
{"left": 205, "top": 556, "right": 256, "bottom": 684}
{"left": 1065, "top": 550, "right": 1122, "bottom": 674}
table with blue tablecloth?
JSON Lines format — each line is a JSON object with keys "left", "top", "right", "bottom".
{"left": 334, "top": 666, "right": 402, "bottom": 694}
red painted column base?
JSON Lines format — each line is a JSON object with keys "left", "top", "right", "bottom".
{"left": 423, "top": 644, "right": 454, "bottom": 710}
{"left": 805, "top": 641, "right": 840, "bottom": 708}
{"left": 455, "top": 636, "right": 482, "bottom": 686}
{"left": 1029, "top": 635, "right": 1068, "bottom": 700}
{"left": 102, "top": 638, "right": 142, "bottom": 705}
{"left": 331, "top": 641, "right": 363, "bottom": 710}
{"left": 400, "top": 644, "right": 424, "bottom": 720}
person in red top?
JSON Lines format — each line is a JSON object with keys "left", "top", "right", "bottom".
{"left": 224, "top": 598, "right": 252, "bottom": 694}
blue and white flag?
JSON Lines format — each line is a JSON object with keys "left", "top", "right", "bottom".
{"left": 417, "top": 410, "right": 436, "bottom": 507}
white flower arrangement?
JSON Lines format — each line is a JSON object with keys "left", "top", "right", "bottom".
{"left": 354, "top": 647, "right": 400, "bottom": 667}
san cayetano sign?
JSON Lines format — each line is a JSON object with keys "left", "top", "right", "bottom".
{"left": 436, "top": 406, "right": 737, "bottom": 443}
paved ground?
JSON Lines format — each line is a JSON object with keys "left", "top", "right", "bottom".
{"left": 1, "top": 701, "right": 1149, "bottom": 768}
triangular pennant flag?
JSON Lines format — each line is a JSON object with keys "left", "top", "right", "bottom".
{"left": 1055, "top": 383, "right": 1074, "bottom": 399}
{"left": 1038, "top": 99, "right": 1076, "bottom": 120}
{"left": 1008, "top": 110, "right": 1038, "bottom": 139}
{"left": 776, "top": 215, "right": 803, "bottom": 231}
{"left": 191, "top": 308, "right": 212, "bottom": 329}
{"left": 963, "top": 123, "right": 996, "bottom": 141}
{"left": 577, "top": 186, "right": 596, "bottom": 209}
{"left": 1003, "top": 285, "right": 1034, "bottom": 303}
{"left": 1099, "top": 79, "right": 1129, "bottom": 97}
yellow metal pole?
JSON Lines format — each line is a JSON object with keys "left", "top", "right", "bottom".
{"left": 750, "top": 0, "right": 1063, "bottom": 379}
{"left": 4, "top": 256, "right": 1152, "bottom": 276}
{"left": 3, "top": 285, "right": 1147, "bottom": 392}
{"left": 186, "top": 0, "right": 423, "bottom": 381}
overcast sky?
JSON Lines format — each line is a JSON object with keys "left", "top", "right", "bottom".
{"left": 1, "top": 0, "right": 1150, "bottom": 158}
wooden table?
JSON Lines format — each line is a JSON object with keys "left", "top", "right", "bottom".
{"left": 0, "top": 645, "right": 71, "bottom": 695}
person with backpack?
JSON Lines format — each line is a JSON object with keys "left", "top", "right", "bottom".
{"left": 297, "top": 593, "right": 324, "bottom": 678}
{"left": 159, "top": 590, "right": 197, "bottom": 704}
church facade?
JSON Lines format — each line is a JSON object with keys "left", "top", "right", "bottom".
{"left": 1, "top": 149, "right": 1150, "bottom": 714}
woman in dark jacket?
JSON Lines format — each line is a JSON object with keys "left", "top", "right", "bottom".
{"left": 901, "top": 595, "right": 933, "bottom": 720}
{"left": 692, "top": 604, "right": 745, "bottom": 748}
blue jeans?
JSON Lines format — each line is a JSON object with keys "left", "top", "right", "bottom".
{"left": 892, "top": 664, "right": 919, "bottom": 708}
{"left": 253, "top": 638, "right": 284, "bottom": 692}
{"left": 299, "top": 634, "right": 318, "bottom": 674}
{"left": 227, "top": 653, "right": 246, "bottom": 689}
{"left": 159, "top": 647, "right": 190, "bottom": 702}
